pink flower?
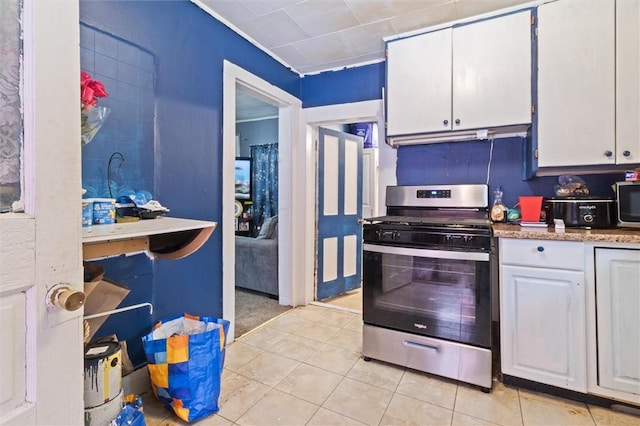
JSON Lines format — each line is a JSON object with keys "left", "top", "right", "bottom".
{"left": 81, "top": 71, "right": 108, "bottom": 110}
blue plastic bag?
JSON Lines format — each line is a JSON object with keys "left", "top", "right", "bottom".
{"left": 111, "top": 394, "right": 145, "bottom": 426}
{"left": 142, "top": 313, "right": 230, "bottom": 423}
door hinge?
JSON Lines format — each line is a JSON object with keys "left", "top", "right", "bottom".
{"left": 534, "top": 149, "right": 539, "bottom": 159}
{"left": 535, "top": 27, "right": 539, "bottom": 37}
{"left": 531, "top": 105, "right": 536, "bottom": 115}
{"left": 531, "top": 15, "right": 535, "bottom": 25}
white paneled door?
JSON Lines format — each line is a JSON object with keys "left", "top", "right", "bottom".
{"left": 595, "top": 248, "right": 640, "bottom": 396}
{"left": 316, "top": 128, "right": 363, "bottom": 301}
{"left": 0, "top": 1, "right": 84, "bottom": 424}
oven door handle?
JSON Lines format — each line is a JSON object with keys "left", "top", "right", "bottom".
{"left": 363, "top": 243, "right": 490, "bottom": 262}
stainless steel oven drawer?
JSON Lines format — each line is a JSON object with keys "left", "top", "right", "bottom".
{"left": 363, "top": 324, "right": 492, "bottom": 389}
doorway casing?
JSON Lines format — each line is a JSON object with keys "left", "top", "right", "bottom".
{"left": 303, "top": 100, "right": 395, "bottom": 303}
{"left": 222, "top": 61, "right": 304, "bottom": 341}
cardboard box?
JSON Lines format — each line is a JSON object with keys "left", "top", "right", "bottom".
{"left": 84, "top": 278, "right": 130, "bottom": 343}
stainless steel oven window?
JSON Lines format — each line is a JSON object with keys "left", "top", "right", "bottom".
{"left": 363, "top": 244, "right": 491, "bottom": 348}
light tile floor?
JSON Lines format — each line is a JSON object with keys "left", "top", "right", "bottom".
{"left": 141, "top": 304, "right": 639, "bottom": 426}
{"left": 320, "top": 288, "right": 362, "bottom": 312}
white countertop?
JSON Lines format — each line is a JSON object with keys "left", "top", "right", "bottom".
{"left": 82, "top": 216, "right": 217, "bottom": 243}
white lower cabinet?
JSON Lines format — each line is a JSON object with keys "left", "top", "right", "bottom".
{"left": 590, "top": 248, "right": 640, "bottom": 404}
{"left": 500, "top": 239, "right": 587, "bottom": 392}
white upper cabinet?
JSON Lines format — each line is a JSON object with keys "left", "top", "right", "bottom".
{"left": 616, "top": 0, "right": 640, "bottom": 165}
{"left": 386, "top": 29, "right": 452, "bottom": 136}
{"left": 537, "top": 0, "right": 637, "bottom": 168}
{"left": 452, "top": 11, "right": 532, "bottom": 131}
{"left": 386, "top": 10, "right": 532, "bottom": 137}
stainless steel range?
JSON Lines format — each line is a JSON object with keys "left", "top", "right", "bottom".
{"left": 362, "top": 184, "right": 493, "bottom": 391}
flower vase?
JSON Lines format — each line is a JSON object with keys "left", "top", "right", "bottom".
{"left": 81, "top": 105, "right": 111, "bottom": 146}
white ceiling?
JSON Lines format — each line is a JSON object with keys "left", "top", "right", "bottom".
{"left": 195, "top": 0, "right": 534, "bottom": 75}
{"left": 236, "top": 86, "right": 279, "bottom": 122}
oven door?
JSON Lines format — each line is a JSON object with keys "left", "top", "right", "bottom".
{"left": 363, "top": 243, "right": 491, "bottom": 348}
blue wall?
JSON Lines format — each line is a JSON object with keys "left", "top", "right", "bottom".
{"left": 396, "top": 138, "right": 624, "bottom": 208}
{"left": 80, "top": 0, "right": 299, "bottom": 366}
{"left": 301, "top": 62, "right": 385, "bottom": 108}
{"left": 237, "top": 118, "right": 279, "bottom": 157}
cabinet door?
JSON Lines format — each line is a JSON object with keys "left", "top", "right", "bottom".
{"left": 500, "top": 265, "right": 586, "bottom": 391}
{"left": 595, "top": 248, "right": 640, "bottom": 396}
{"left": 453, "top": 10, "right": 532, "bottom": 131}
{"left": 537, "top": 0, "right": 615, "bottom": 167}
{"left": 386, "top": 29, "right": 452, "bottom": 136}
{"left": 616, "top": 0, "right": 640, "bottom": 164}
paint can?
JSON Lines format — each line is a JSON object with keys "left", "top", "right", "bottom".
{"left": 84, "top": 341, "right": 122, "bottom": 409}
{"left": 84, "top": 390, "right": 123, "bottom": 426}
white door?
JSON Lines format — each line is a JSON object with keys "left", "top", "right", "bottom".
{"left": 316, "top": 128, "right": 363, "bottom": 301}
{"left": 537, "top": 0, "right": 615, "bottom": 167}
{"left": 0, "top": 1, "right": 84, "bottom": 424}
{"left": 500, "top": 265, "right": 586, "bottom": 392}
{"left": 616, "top": 0, "right": 640, "bottom": 165}
{"left": 452, "top": 10, "right": 531, "bottom": 130}
{"left": 595, "top": 248, "right": 640, "bottom": 396}
{"left": 386, "top": 29, "right": 452, "bottom": 135}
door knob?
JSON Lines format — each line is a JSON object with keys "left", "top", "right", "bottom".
{"left": 623, "top": 150, "right": 631, "bottom": 157}
{"left": 46, "top": 283, "right": 86, "bottom": 311}
{"left": 604, "top": 150, "right": 613, "bottom": 157}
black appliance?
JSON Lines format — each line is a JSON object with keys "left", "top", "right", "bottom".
{"left": 543, "top": 196, "right": 616, "bottom": 228}
{"left": 616, "top": 181, "right": 640, "bottom": 228}
{"left": 362, "top": 184, "right": 493, "bottom": 391}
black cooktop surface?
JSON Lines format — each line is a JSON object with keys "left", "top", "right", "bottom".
{"left": 364, "top": 215, "right": 491, "bottom": 228}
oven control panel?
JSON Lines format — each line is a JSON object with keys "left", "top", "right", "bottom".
{"left": 417, "top": 189, "right": 451, "bottom": 199}
{"left": 386, "top": 185, "right": 488, "bottom": 209}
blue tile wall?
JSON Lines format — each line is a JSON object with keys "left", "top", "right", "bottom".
{"left": 80, "top": 24, "right": 155, "bottom": 200}
{"left": 396, "top": 138, "right": 624, "bottom": 209}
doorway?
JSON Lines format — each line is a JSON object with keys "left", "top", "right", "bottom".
{"left": 222, "top": 61, "right": 304, "bottom": 342}
{"left": 303, "top": 101, "right": 396, "bottom": 309}
{"left": 234, "top": 86, "right": 289, "bottom": 337}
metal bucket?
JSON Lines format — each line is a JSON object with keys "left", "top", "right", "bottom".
{"left": 84, "top": 341, "right": 122, "bottom": 409}
{"left": 84, "top": 390, "right": 123, "bottom": 426}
